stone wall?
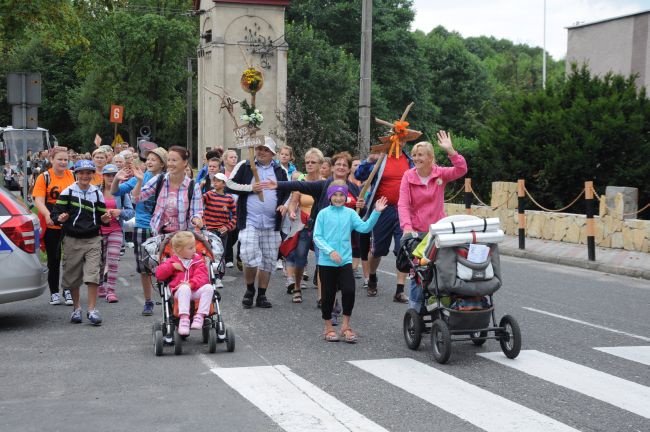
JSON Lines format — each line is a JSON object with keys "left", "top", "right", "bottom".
{"left": 443, "top": 181, "right": 650, "bottom": 253}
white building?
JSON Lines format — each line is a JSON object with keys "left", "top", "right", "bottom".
{"left": 566, "top": 10, "right": 650, "bottom": 91}
{"left": 194, "top": 0, "right": 289, "bottom": 158}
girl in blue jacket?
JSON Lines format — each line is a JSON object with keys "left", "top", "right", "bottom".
{"left": 313, "top": 180, "right": 387, "bottom": 343}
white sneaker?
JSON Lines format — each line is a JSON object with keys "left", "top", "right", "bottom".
{"left": 63, "top": 290, "right": 73, "bottom": 305}
{"left": 126, "top": 242, "right": 135, "bottom": 248}
{"left": 276, "top": 259, "right": 284, "bottom": 270}
{"left": 215, "top": 279, "right": 224, "bottom": 289}
{"left": 49, "top": 293, "right": 61, "bottom": 305}
{"left": 225, "top": 262, "right": 234, "bottom": 268}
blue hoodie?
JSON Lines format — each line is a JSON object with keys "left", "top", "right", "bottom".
{"left": 313, "top": 205, "right": 381, "bottom": 267}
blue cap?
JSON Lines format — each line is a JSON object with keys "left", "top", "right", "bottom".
{"left": 102, "top": 164, "right": 118, "bottom": 175}
{"left": 73, "top": 159, "right": 96, "bottom": 172}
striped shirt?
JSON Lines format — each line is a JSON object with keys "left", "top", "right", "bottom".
{"left": 203, "top": 191, "right": 237, "bottom": 231}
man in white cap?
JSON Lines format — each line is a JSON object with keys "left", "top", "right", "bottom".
{"left": 226, "top": 137, "right": 290, "bottom": 308}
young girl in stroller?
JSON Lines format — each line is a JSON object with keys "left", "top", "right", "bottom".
{"left": 155, "top": 231, "right": 213, "bottom": 336}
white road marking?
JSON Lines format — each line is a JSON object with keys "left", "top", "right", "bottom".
{"left": 349, "top": 358, "right": 578, "bottom": 432}
{"left": 211, "top": 365, "right": 390, "bottom": 432}
{"left": 522, "top": 306, "right": 650, "bottom": 342}
{"left": 479, "top": 350, "right": 650, "bottom": 419}
{"left": 377, "top": 270, "right": 396, "bottom": 277}
{"left": 594, "top": 346, "right": 650, "bottom": 367}
{"left": 198, "top": 354, "right": 220, "bottom": 370}
{"left": 118, "top": 277, "right": 130, "bottom": 287}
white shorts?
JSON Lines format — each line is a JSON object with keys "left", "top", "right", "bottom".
{"left": 238, "top": 227, "right": 281, "bottom": 273}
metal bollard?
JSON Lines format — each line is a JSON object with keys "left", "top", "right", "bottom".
{"left": 518, "top": 179, "right": 526, "bottom": 250}
{"left": 464, "top": 178, "right": 472, "bottom": 215}
{"left": 585, "top": 181, "right": 596, "bottom": 261}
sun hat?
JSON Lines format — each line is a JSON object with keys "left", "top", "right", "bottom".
{"left": 144, "top": 146, "right": 167, "bottom": 168}
{"left": 74, "top": 159, "right": 96, "bottom": 172}
{"left": 102, "top": 164, "right": 119, "bottom": 175}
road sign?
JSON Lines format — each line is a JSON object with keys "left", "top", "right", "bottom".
{"left": 110, "top": 105, "right": 124, "bottom": 124}
{"left": 7, "top": 72, "right": 41, "bottom": 105}
{"left": 11, "top": 106, "right": 38, "bottom": 129}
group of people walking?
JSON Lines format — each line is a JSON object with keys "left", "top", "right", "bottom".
{"left": 29, "top": 130, "right": 467, "bottom": 343}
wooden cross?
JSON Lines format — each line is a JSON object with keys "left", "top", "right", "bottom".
{"left": 357, "top": 102, "right": 422, "bottom": 214}
{"left": 203, "top": 85, "right": 264, "bottom": 200}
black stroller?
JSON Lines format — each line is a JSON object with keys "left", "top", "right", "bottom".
{"left": 141, "top": 230, "right": 235, "bottom": 356}
{"left": 400, "top": 215, "right": 521, "bottom": 364}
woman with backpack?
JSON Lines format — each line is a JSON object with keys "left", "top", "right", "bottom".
{"left": 134, "top": 146, "right": 203, "bottom": 236}
{"left": 110, "top": 147, "right": 167, "bottom": 315}
{"left": 32, "top": 146, "right": 76, "bottom": 305}
{"left": 97, "top": 164, "right": 134, "bottom": 303}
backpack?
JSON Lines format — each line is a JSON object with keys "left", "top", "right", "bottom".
{"left": 151, "top": 173, "right": 195, "bottom": 222}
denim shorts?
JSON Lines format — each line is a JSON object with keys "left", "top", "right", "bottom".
{"left": 285, "top": 229, "right": 311, "bottom": 268}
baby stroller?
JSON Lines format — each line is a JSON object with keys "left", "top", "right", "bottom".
{"left": 141, "top": 230, "right": 235, "bottom": 356}
{"left": 400, "top": 215, "right": 521, "bottom": 364}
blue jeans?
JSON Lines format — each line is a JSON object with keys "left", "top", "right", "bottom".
{"left": 408, "top": 277, "right": 423, "bottom": 311}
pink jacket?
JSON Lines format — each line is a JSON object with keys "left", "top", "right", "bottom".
{"left": 155, "top": 253, "right": 209, "bottom": 293}
{"left": 398, "top": 153, "right": 468, "bottom": 233}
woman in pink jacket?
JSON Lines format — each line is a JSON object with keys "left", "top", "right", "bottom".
{"left": 397, "top": 131, "right": 468, "bottom": 310}
{"left": 155, "top": 231, "right": 212, "bottom": 335}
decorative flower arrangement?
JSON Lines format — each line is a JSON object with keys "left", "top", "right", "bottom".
{"left": 240, "top": 67, "right": 264, "bottom": 94}
{"left": 240, "top": 99, "right": 263, "bottom": 127}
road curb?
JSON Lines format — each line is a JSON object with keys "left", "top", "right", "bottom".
{"left": 499, "top": 247, "right": 650, "bottom": 281}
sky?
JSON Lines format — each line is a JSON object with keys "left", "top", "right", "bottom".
{"left": 412, "top": 0, "right": 650, "bottom": 60}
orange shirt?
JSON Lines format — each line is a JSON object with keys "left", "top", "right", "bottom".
{"left": 375, "top": 155, "right": 410, "bottom": 206}
{"left": 91, "top": 172, "right": 103, "bottom": 186}
{"left": 32, "top": 168, "right": 76, "bottom": 229}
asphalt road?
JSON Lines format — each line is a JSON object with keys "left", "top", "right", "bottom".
{"left": 1, "top": 247, "right": 649, "bottom": 432}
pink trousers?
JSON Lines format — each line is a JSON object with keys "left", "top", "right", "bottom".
{"left": 174, "top": 283, "right": 213, "bottom": 316}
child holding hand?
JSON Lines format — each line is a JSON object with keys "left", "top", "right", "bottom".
{"left": 313, "top": 180, "right": 387, "bottom": 343}
{"left": 155, "top": 231, "right": 213, "bottom": 336}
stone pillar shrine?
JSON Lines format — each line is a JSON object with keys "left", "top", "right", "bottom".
{"left": 194, "top": 0, "right": 289, "bottom": 160}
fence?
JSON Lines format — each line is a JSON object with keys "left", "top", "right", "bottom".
{"left": 443, "top": 179, "right": 650, "bottom": 260}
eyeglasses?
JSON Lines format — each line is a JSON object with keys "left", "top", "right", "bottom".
{"left": 334, "top": 163, "right": 349, "bottom": 168}
{"left": 304, "top": 160, "right": 320, "bottom": 165}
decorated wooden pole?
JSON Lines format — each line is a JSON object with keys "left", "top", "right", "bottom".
{"left": 585, "top": 180, "right": 596, "bottom": 261}
{"left": 358, "top": 102, "right": 421, "bottom": 214}
{"left": 518, "top": 179, "right": 526, "bottom": 249}
{"left": 464, "top": 178, "right": 472, "bottom": 215}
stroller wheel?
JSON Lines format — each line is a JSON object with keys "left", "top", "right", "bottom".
{"left": 152, "top": 323, "right": 162, "bottom": 336}
{"left": 226, "top": 328, "right": 236, "bottom": 352}
{"left": 430, "top": 319, "right": 451, "bottom": 364}
{"left": 173, "top": 331, "right": 183, "bottom": 355}
{"left": 470, "top": 331, "right": 488, "bottom": 347}
{"left": 208, "top": 328, "right": 217, "bottom": 353}
{"left": 498, "top": 315, "right": 521, "bottom": 359}
{"left": 202, "top": 325, "right": 210, "bottom": 344}
{"left": 154, "top": 330, "right": 164, "bottom": 356}
{"left": 403, "top": 309, "right": 424, "bottom": 350}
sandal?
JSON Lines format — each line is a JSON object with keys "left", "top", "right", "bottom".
{"left": 292, "top": 290, "right": 303, "bottom": 303}
{"left": 323, "top": 330, "right": 339, "bottom": 342}
{"left": 286, "top": 282, "right": 295, "bottom": 294}
{"left": 340, "top": 328, "right": 358, "bottom": 344}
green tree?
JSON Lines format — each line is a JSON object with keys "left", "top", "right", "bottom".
{"left": 475, "top": 65, "right": 650, "bottom": 214}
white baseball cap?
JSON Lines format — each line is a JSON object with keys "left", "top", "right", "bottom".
{"left": 256, "top": 136, "right": 277, "bottom": 155}
{"left": 213, "top": 173, "right": 228, "bottom": 182}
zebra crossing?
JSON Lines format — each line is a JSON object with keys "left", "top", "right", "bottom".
{"left": 209, "top": 345, "right": 650, "bottom": 432}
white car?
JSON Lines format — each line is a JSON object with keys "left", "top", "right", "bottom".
{"left": 0, "top": 185, "right": 48, "bottom": 304}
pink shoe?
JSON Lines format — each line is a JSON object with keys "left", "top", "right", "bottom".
{"left": 191, "top": 314, "right": 204, "bottom": 330}
{"left": 97, "top": 286, "right": 107, "bottom": 298}
{"left": 178, "top": 315, "right": 190, "bottom": 336}
{"left": 105, "top": 289, "right": 119, "bottom": 303}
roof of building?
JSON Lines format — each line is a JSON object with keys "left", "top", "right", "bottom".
{"left": 194, "top": 0, "right": 290, "bottom": 10}
{"left": 566, "top": 9, "right": 649, "bottom": 30}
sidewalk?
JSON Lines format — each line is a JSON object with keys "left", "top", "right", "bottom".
{"left": 499, "top": 235, "right": 650, "bottom": 280}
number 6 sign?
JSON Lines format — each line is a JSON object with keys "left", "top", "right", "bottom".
{"left": 110, "top": 105, "right": 124, "bottom": 124}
